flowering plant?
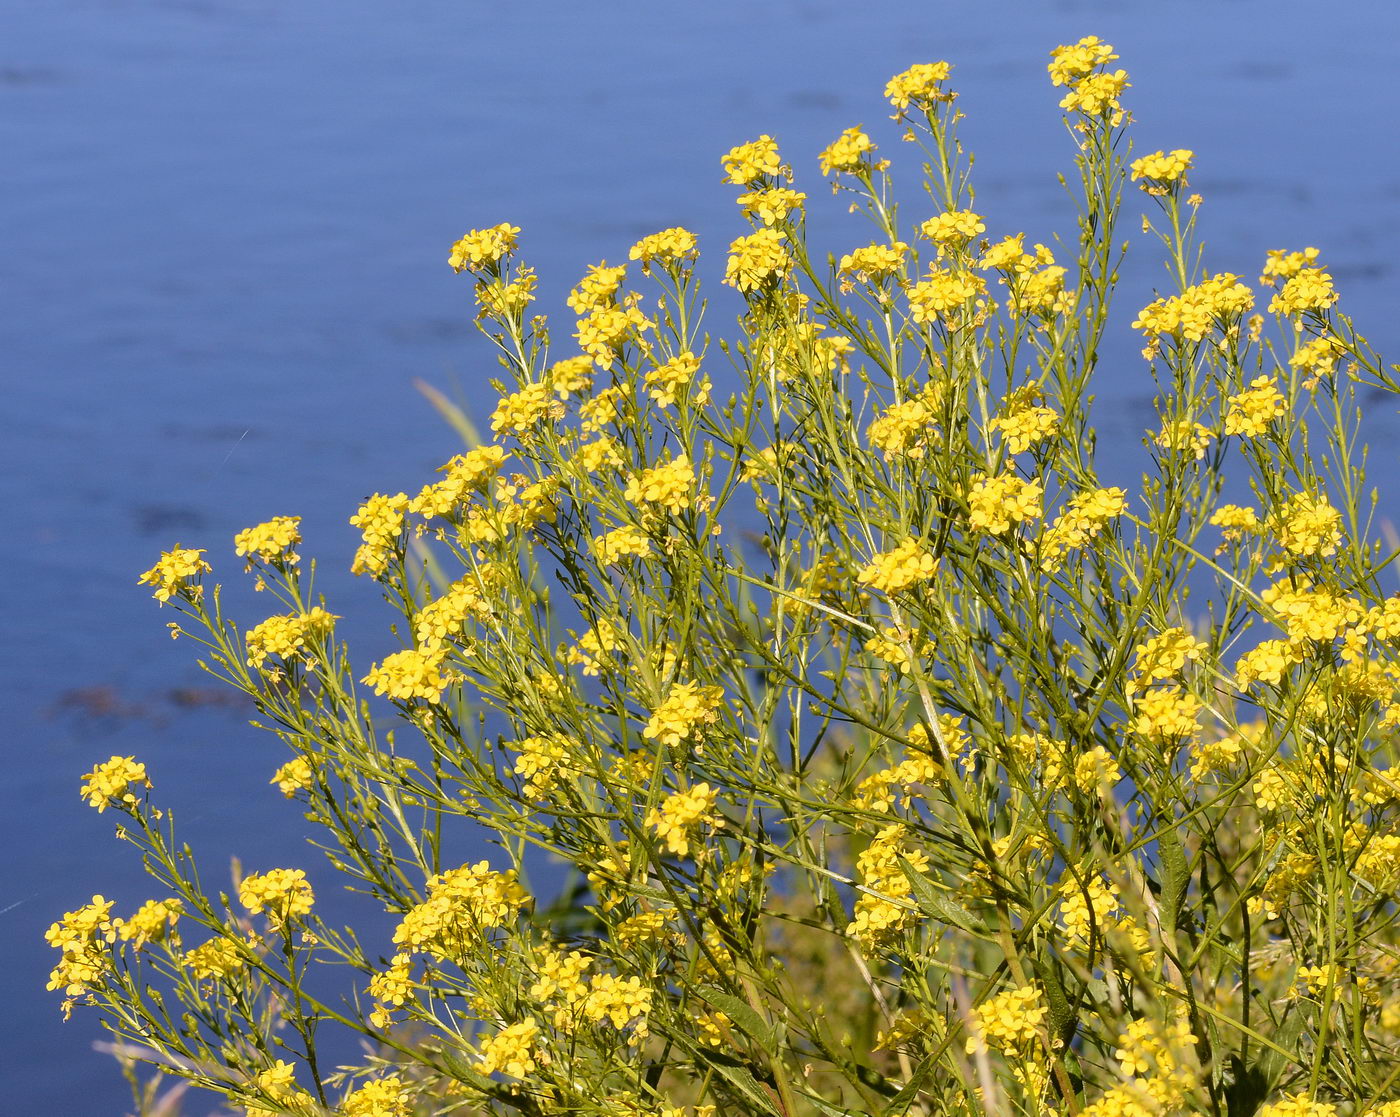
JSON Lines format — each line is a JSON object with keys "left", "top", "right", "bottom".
{"left": 51, "top": 36, "right": 1400, "bottom": 1117}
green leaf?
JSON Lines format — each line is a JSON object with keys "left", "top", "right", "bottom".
{"left": 698, "top": 987, "right": 778, "bottom": 1053}
{"left": 898, "top": 856, "right": 987, "bottom": 934}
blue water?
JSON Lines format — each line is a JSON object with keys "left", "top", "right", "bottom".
{"left": 7, "top": 1, "right": 1400, "bottom": 1109}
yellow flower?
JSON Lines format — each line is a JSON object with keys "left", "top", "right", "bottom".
{"left": 990, "top": 402, "right": 1058, "bottom": 455}
{"left": 1272, "top": 492, "right": 1342, "bottom": 557}
{"left": 233, "top": 516, "right": 301, "bottom": 566}
{"left": 1268, "top": 266, "right": 1337, "bottom": 316}
{"left": 849, "top": 824, "right": 928, "bottom": 947}
{"left": 1259, "top": 246, "right": 1321, "bottom": 287}
{"left": 245, "top": 608, "right": 337, "bottom": 670}
{"left": 1040, "top": 487, "right": 1126, "bottom": 568}
{"left": 138, "top": 546, "right": 211, "bottom": 603}
{"left": 583, "top": 972, "right": 652, "bottom": 1033}
{"left": 594, "top": 525, "right": 653, "bottom": 565}
{"left": 80, "top": 755, "right": 150, "bottom": 812}
{"left": 476, "top": 1019, "right": 541, "bottom": 1079}
{"left": 625, "top": 454, "right": 695, "bottom": 514}
{"left": 1130, "top": 149, "right": 1193, "bottom": 189}
{"left": 629, "top": 227, "right": 698, "bottom": 272}
{"left": 342, "top": 1077, "right": 411, "bottom": 1117}
{"left": 1223, "top": 376, "right": 1285, "bottom": 437}
{"left": 1210, "top": 503, "right": 1261, "bottom": 541}
{"left": 114, "top": 899, "right": 182, "bottom": 950}
{"left": 548, "top": 354, "right": 595, "bottom": 399}
{"left": 448, "top": 223, "right": 520, "bottom": 272}
{"left": 490, "top": 382, "right": 557, "bottom": 435}
{"left": 819, "top": 126, "right": 876, "bottom": 175}
{"left": 919, "top": 209, "right": 985, "bottom": 245}
{"left": 1047, "top": 36, "right": 1118, "bottom": 87}
{"left": 271, "top": 757, "right": 314, "bottom": 798}
{"left": 723, "top": 229, "right": 793, "bottom": 292}
{"left": 182, "top": 936, "right": 246, "bottom": 982}
{"left": 644, "top": 682, "right": 724, "bottom": 749}
{"left": 238, "top": 867, "right": 315, "bottom": 925}
{"left": 393, "top": 861, "right": 527, "bottom": 956}
{"left": 1130, "top": 687, "right": 1201, "bottom": 743}
{"left": 967, "top": 473, "right": 1044, "bottom": 534}
{"left": 737, "top": 187, "right": 807, "bottom": 225}
{"left": 1059, "top": 70, "right": 1130, "bottom": 119}
{"left": 646, "top": 783, "right": 721, "bottom": 856}
{"left": 363, "top": 647, "right": 452, "bottom": 703}
{"left": 1133, "top": 274, "right": 1254, "bottom": 343}
{"left": 885, "top": 61, "right": 955, "bottom": 111}
{"left": 857, "top": 538, "right": 937, "bottom": 594}
{"left": 838, "top": 242, "right": 909, "bottom": 285}
{"left": 721, "top": 135, "right": 784, "bottom": 185}
{"left": 1128, "top": 628, "right": 1207, "bottom": 693}
{"left": 349, "top": 493, "right": 409, "bottom": 577}
{"left": 907, "top": 267, "right": 984, "bottom": 323}
{"left": 967, "top": 984, "right": 1047, "bottom": 1053}
{"left": 644, "top": 351, "right": 706, "bottom": 407}
{"left": 867, "top": 394, "right": 938, "bottom": 460}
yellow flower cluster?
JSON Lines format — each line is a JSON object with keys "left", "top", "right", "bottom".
{"left": 1223, "top": 375, "right": 1286, "bottom": 437}
{"left": 475, "top": 268, "right": 536, "bottom": 319}
{"left": 1268, "top": 266, "right": 1337, "bottom": 317}
{"left": 966, "top": 984, "right": 1047, "bottom": 1053}
{"left": 583, "top": 972, "right": 652, "bottom": 1033}
{"left": 1262, "top": 581, "right": 1361, "bottom": 644}
{"left": 838, "top": 241, "right": 909, "bottom": 285}
{"left": 1059, "top": 69, "right": 1130, "bottom": 119}
{"left": 857, "top": 538, "right": 937, "bottom": 594}
{"left": 245, "top": 607, "right": 337, "bottom": 671}
{"left": 46, "top": 896, "right": 114, "bottom": 1000}
{"left": 182, "top": 936, "right": 245, "bottom": 982}
{"left": 1047, "top": 35, "right": 1117, "bottom": 86}
{"left": 409, "top": 445, "right": 507, "bottom": 518}
{"left": 243, "top": 1059, "right": 315, "bottom": 1117}
{"left": 393, "top": 861, "right": 527, "bottom": 957}
{"left": 723, "top": 228, "right": 793, "bottom": 292}
{"left": 907, "top": 267, "right": 983, "bottom": 324}
{"left": 1132, "top": 273, "right": 1255, "bottom": 344}
{"left": 990, "top": 402, "right": 1058, "bottom": 454}
{"left": 1128, "top": 628, "right": 1207, "bottom": 694}
{"left": 367, "top": 952, "right": 413, "bottom": 1029}
{"left": 866, "top": 394, "right": 938, "bottom": 460}
{"left": 238, "top": 867, "right": 315, "bottom": 926}
{"left": 1155, "top": 417, "right": 1212, "bottom": 460}
{"left": 448, "top": 223, "right": 520, "bottom": 272}
{"left": 737, "top": 187, "right": 807, "bottom": 226}
{"left": 644, "top": 682, "right": 724, "bottom": 749}
{"left": 563, "top": 619, "right": 622, "bottom": 677}
{"left": 850, "top": 824, "right": 928, "bottom": 946}
{"left": 271, "top": 756, "right": 313, "bottom": 797}
{"left": 1236, "top": 637, "right": 1300, "bottom": 691}
{"left": 576, "top": 301, "right": 650, "bottom": 365}
{"left": 511, "top": 734, "right": 569, "bottom": 799}
{"left": 1259, "top": 246, "right": 1321, "bottom": 286}
{"left": 629, "top": 226, "right": 698, "bottom": 273}
{"left": 920, "top": 209, "right": 985, "bottom": 246}
{"left": 1130, "top": 149, "right": 1193, "bottom": 188}
{"left": 1273, "top": 492, "right": 1342, "bottom": 558}
{"left": 362, "top": 646, "right": 451, "bottom": 703}
{"left": 819, "top": 125, "right": 876, "bottom": 175}
{"left": 476, "top": 1018, "right": 540, "bottom": 1079}
{"left": 567, "top": 261, "right": 628, "bottom": 313}
{"left": 1257, "top": 1096, "right": 1339, "bottom": 1117}
{"left": 644, "top": 351, "right": 706, "bottom": 407}
{"left": 1130, "top": 687, "right": 1201, "bottom": 743}
{"left": 414, "top": 578, "right": 490, "bottom": 647}
{"left": 114, "top": 898, "right": 182, "bottom": 950}
{"left": 721, "top": 135, "right": 784, "bottom": 185}
{"left": 80, "top": 755, "right": 150, "bottom": 812}
{"left": 349, "top": 492, "right": 409, "bottom": 577}
{"left": 967, "top": 472, "right": 1043, "bottom": 534}
{"left": 138, "top": 546, "right": 211, "bottom": 603}
{"left": 1041, "top": 484, "right": 1125, "bottom": 568}
{"left": 1291, "top": 335, "right": 1347, "bottom": 383}
{"left": 863, "top": 626, "right": 928, "bottom": 673}
{"left": 341, "top": 1077, "right": 411, "bottom": 1117}
{"left": 625, "top": 454, "right": 695, "bottom": 514}
{"left": 594, "top": 525, "right": 653, "bottom": 565}
{"left": 884, "top": 61, "right": 955, "bottom": 111}
{"left": 490, "top": 381, "right": 558, "bottom": 435}
{"left": 233, "top": 516, "right": 301, "bottom": 566}
{"left": 1211, "top": 503, "right": 1261, "bottom": 542}
{"left": 646, "top": 783, "right": 720, "bottom": 856}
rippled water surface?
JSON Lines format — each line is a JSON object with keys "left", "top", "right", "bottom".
{"left": 7, "top": 1, "right": 1400, "bottom": 1109}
